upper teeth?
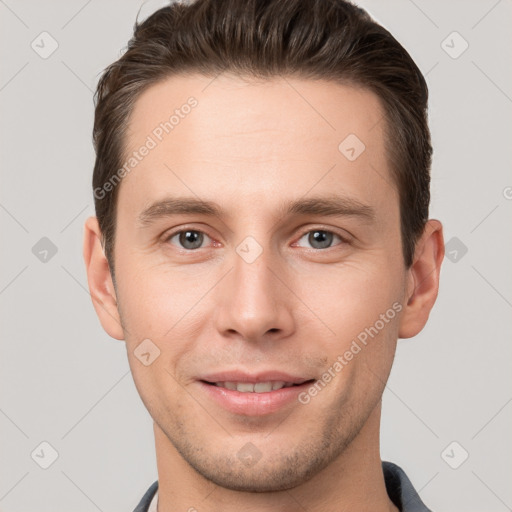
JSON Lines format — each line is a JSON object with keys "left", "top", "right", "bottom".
{"left": 214, "top": 381, "right": 296, "bottom": 392}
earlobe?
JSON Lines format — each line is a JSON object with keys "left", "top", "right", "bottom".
{"left": 82, "top": 216, "right": 125, "bottom": 340}
{"left": 398, "top": 219, "right": 445, "bottom": 339}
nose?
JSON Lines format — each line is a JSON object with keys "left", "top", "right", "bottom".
{"left": 213, "top": 240, "right": 295, "bottom": 345}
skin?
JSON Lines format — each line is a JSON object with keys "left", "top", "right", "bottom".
{"left": 83, "top": 73, "right": 444, "bottom": 512}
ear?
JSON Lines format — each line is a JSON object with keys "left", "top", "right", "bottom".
{"left": 398, "top": 219, "right": 444, "bottom": 339}
{"left": 82, "top": 216, "right": 124, "bottom": 340}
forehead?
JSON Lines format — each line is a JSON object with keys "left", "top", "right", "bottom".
{"left": 125, "top": 72, "right": 386, "bottom": 152}
{"left": 119, "top": 72, "right": 395, "bottom": 219}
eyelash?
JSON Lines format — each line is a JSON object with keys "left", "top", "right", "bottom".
{"left": 163, "top": 226, "right": 351, "bottom": 251}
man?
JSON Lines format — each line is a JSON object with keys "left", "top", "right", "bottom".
{"left": 83, "top": 0, "right": 444, "bottom": 510}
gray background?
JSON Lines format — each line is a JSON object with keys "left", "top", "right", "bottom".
{"left": 1, "top": 0, "right": 511, "bottom": 511}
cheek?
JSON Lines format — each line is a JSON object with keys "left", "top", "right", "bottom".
{"left": 118, "top": 267, "right": 195, "bottom": 410}
{"left": 115, "top": 253, "right": 206, "bottom": 336}
{"left": 296, "top": 259, "right": 404, "bottom": 338}
{"left": 296, "top": 258, "right": 404, "bottom": 397}
{"left": 115, "top": 256, "right": 218, "bottom": 392}
{"left": 304, "top": 266, "right": 402, "bottom": 403}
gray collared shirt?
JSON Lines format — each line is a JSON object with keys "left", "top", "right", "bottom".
{"left": 133, "top": 461, "right": 432, "bottom": 511}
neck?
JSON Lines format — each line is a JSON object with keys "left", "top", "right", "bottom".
{"left": 153, "top": 403, "right": 398, "bottom": 512}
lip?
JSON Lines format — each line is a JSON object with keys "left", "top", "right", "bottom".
{"left": 197, "top": 371, "right": 316, "bottom": 416}
{"left": 198, "top": 370, "right": 312, "bottom": 384}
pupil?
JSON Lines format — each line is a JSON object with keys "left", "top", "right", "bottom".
{"left": 310, "top": 230, "right": 332, "bottom": 249}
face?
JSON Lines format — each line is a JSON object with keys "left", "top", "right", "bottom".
{"left": 99, "top": 74, "right": 412, "bottom": 490}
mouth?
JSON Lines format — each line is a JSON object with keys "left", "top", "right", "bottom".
{"left": 201, "top": 380, "right": 315, "bottom": 393}
{"left": 197, "top": 375, "right": 317, "bottom": 416}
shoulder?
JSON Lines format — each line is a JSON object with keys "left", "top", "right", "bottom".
{"left": 382, "top": 461, "right": 433, "bottom": 512}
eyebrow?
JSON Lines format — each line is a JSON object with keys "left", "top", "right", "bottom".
{"left": 137, "top": 194, "right": 376, "bottom": 227}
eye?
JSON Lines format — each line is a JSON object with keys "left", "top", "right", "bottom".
{"left": 166, "top": 229, "right": 212, "bottom": 250}
{"left": 294, "top": 229, "right": 347, "bottom": 250}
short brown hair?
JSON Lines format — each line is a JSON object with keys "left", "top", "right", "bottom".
{"left": 92, "top": 0, "right": 431, "bottom": 281}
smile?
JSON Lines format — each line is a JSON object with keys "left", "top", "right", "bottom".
{"left": 198, "top": 378, "right": 316, "bottom": 415}
{"left": 205, "top": 381, "right": 305, "bottom": 393}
